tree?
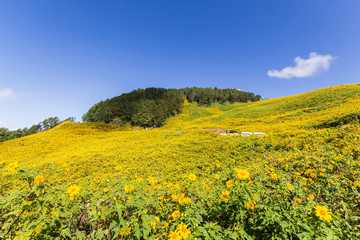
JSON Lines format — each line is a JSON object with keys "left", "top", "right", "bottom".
{"left": 41, "top": 117, "right": 60, "bottom": 130}
{"left": 82, "top": 87, "right": 262, "bottom": 128}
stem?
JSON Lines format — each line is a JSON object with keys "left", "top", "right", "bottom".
{"left": 3, "top": 209, "right": 25, "bottom": 239}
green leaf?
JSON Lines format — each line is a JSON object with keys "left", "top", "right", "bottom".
{"left": 197, "top": 227, "right": 210, "bottom": 237}
{"left": 109, "top": 220, "right": 118, "bottom": 230}
{"left": 134, "top": 225, "right": 141, "bottom": 239}
{"left": 76, "top": 229, "right": 86, "bottom": 239}
{"left": 60, "top": 228, "right": 72, "bottom": 238}
{"left": 112, "top": 227, "right": 121, "bottom": 240}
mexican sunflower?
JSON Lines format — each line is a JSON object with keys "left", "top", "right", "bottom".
{"left": 314, "top": 205, "right": 332, "bottom": 222}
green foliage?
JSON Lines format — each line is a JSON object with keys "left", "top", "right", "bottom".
{"left": 182, "top": 87, "right": 261, "bottom": 105}
{"left": 41, "top": 117, "right": 60, "bottom": 131}
{"left": 1, "top": 129, "right": 360, "bottom": 240}
{"left": 0, "top": 117, "right": 74, "bottom": 143}
{"left": 2, "top": 84, "right": 359, "bottom": 239}
{"left": 315, "top": 113, "right": 360, "bottom": 129}
{"left": 82, "top": 88, "right": 184, "bottom": 127}
{"left": 82, "top": 87, "right": 261, "bottom": 127}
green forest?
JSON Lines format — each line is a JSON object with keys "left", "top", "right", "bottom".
{"left": 82, "top": 87, "right": 261, "bottom": 127}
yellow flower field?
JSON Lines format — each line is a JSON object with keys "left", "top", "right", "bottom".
{"left": 0, "top": 84, "right": 360, "bottom": 239}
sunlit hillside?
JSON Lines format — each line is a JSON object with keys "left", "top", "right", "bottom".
{"left": 1, "top": 84, "right": 360, "bottom": 239}
{"left": 0, "top": 121, "right": 252, "bottom": 185}
{"left": 165, "top": 84, "right": 360, "bottom": 133}
{"left": 1, "top": 84, "right": 358, "bottom": 186}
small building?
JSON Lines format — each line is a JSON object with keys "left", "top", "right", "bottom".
{"left": 253, "top": 132, "right": 266, "bottom": 136}
{"left": 241, "top": 132, "right": 253, "bottom": 136}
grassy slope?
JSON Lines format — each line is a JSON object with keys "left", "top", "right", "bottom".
{"left": 1, "top": 84, "right": 359, "bottom": 187}
{"left": 165, "top": 84, "right": 360, "bottom": 132}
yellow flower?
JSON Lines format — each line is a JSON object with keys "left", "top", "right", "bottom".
{"left": 171, "top": 210, "right": 181, "bottom": 219}
{"left": 53, "top": 211, "right": 59, "bottom": 217}
{"left": 176, "top": 223, "right": 191, "bottom": 239}
{"left": 171, "top": 194, "right": 179, "bottom": 201}
{"left": 147, "top": 176, "right": 157, "bottom": 185}
{"left": 34, "top": 175, "right": 44, "bottom": 185}
{"left": 328, "top": 165, "right": 333, "bottom": 170}
{"left": 149, "top": 221, "right": 157, "bottom": 229}
{"left": 308, "top": 194, "right": 315, "bottom": 200}
{"left": 188, "top": 173, "right": 197, "bottom": 181}
{"left": 295, "top": 198, "right": 302, "bottom": 204}
{"left": 215, "top": 174, "right": 220, "bottom": 180}
{"left": 7, "top": 162, "right": 18, "bottom": 171}
{"left": 168, "top": 231, "right": 182, "bottom": 240}
{"left": 351, "top": 170, "right": 357, "bottom": 175}
{"left": 59, "top": 161, "right": 67, "bottom": 167}
{"left": 220, "top": 190, "right": 230, "bottom": 201}
{"left": 124, "top": 185, "right": 134, "bottom": 193}
{"left": 314, "top": 205, "right": 332, "bottom": 222}
{"left": 253, "top": 193, "right": 259, "bottom": 201}
{"left": 178, "top": 194, "right": 191, "bottom": 204}
{"left": 354, "top": 181, "right": 360, "bottom": 188}
{"left": 246, "top": 200, "right": 256, "bottom": 210}
{"left": 67, "top": 185, "right": 80, "bottom": 198}
{"left": 234, "top": 169, "right": 250, "bottom": 179}
{"left": 161, "top": 222, "right": 169, "bottom": 229}
{"left": 286, "top": 183, "right": 292, "bottom": 190}
{"left": 136, "top": 177, "right": 144, "bottom": 183}
{"left": 271, "top": 173, "right": 279, "bottom": 180}
{"left": 120, "top": 227, "right": 131, "bottom": 237}
{"left": 226, "top": 180, "right": 233, "bottom": 188}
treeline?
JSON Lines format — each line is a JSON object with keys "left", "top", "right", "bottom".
{"left": 83, "top": 87, "right": 261, "bottom": 127}
{"left": 82, "top": 88, "right": 184, "bottom": 127}
{"left": 0, "top": 117, "right": 73, "bottom": 143}
{"left": 182, "top": 87, "right": 261, "bottom": 105}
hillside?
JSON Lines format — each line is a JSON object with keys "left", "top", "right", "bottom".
{"left": 82, "top": 87, "right": 261, "bottom": 127}
{"left": 165, "top": 84, "right": 360, "bottom": 132}
{"left": 1, "top": 84, "right": 360, "bottom": 239}
{"left": 0, "top": 84, "right": 358, "bottom": 184}
{"left": 1, "top": 84, "right": 359, "bottom": 184}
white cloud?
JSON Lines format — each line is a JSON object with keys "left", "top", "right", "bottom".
{"left": 267, "top": 52, "right": 336, "bottom": 79}
{"left": 0, "top": 121, "right": 8, "bottom": 128}
{"left": 0, "top": 88, "right": 18, "bottom": 101}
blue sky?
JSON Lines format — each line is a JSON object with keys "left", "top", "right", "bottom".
{"left": 1, "top": 1, "right": 359, "bottom": 130}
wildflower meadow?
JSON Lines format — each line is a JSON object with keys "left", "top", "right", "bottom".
{"left": 1, "top": 84, "right": 360, "bottom": 239}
